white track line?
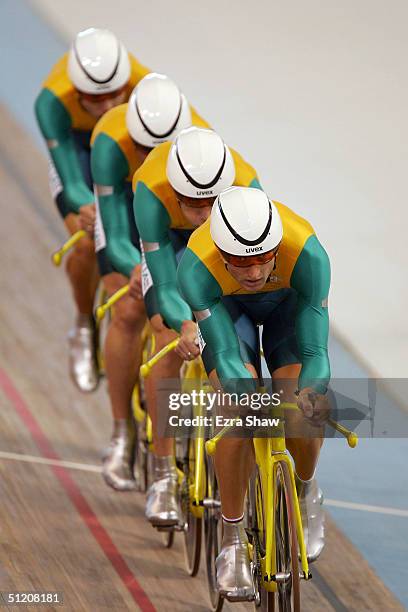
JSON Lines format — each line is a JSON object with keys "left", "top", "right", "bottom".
{"left": 0, "top": 450, "right": 102, "bottom": 473}
{"left": 324, "top": 498, "right": 408, "bottom": 518}
{"left": 1, "top": 450, "right": 408, "bottom": 518}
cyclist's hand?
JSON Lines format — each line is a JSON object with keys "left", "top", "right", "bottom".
{"left": 175, "top": 320, "right": 200, "bottom": 361}
{"left": 79, "top": 203, "right": 96, "bottom": 236}
{"left": 129, "top": 264, "right": 142, "bottom": 300}
{"left": 297, "top": 388, "right": 330, "bottom": 426}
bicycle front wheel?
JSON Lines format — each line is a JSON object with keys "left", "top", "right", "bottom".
{"left": 204, "top": 454, "right": 224, "bottom": 611}
{"left": 179, "top": 437, "right": 202, "bottom": 576}
{"left": 250, "top": 461, "right": 300, "bottom": 612}
{"left": 133, "top": 410, "right": 151, "bottom": 493}
{"left": 274, "top": 461, "right": 300, "bottom": 611}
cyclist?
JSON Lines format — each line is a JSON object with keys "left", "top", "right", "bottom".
{"left": 35, "top": 28, "right": 149, "bottom": 392}
{"left": 177, "top": 186, "right": 330, "bottom": 601}
{"left": 133, "top": 127, "right": 262, "bottom": 526}
{"left": 90, "top": 73, "right": 208, "bottom": 490}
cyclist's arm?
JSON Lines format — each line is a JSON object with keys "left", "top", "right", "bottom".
{"left": 290, "top": 235, "right": 331, "bottom": 394}
{"left": 178, "top": 248, "right": 256, "bottom": 393}
{"left": 34, "top": 89, "right": 94, "bottom": 213}
{"left": 91, "top": 133, "right": 140, "bottom": 276}
{"left": 134, "top": 182, "right": 191, "bottom": 331}
{"left": 249, "top": 177, "right": 262, "bottom": 190}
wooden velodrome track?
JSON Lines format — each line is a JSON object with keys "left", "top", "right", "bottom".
{"left": 0, "top": 106, "right": 403, "bottom": 612}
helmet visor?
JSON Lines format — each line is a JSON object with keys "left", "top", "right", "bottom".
{"left": 218, "top": 245, "right": 280, "bottom": 268}
{"left": 175, "top": 190, "right": 217, "bottom": 209}
{"left": 78, "top": 83, "right": 128, "bottom": 103}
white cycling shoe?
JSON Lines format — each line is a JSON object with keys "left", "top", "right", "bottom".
{"left": 102, "top": 419, "right": 137, "bottom": 491}
{"left": 145, "top": 456, "right": 181, "bottom": 527}
{"left": 68, "top": 314, "right": 99, "bottom": 393}
{"left": 216, "top": 519, "right": 255, "bottom": 602}
{"left": 296, "top": 475, "right": 325, "bottom": 563}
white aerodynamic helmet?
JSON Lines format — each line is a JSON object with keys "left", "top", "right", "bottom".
{"left": 210, "top": 187, "right": 283, "bottom": 266}
{"left": 68, "top": 28, "right": 130, "bottom": 95}
{"left": 126, "top": 73, "right": 192, "bottom": 148}
{"left": 166, "top": 127, "right": 236, "bottom": 199}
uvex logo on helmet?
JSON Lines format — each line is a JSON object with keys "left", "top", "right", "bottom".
{"left": 197, "top": 189, "right": 214, "bottom": 196}
{"left": 245, "top": 246, "right": 263, "bottom": 253}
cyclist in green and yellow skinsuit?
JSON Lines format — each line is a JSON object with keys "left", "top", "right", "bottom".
{"left": 34, "top": 27, "right": 150, "bottom": 393}
{"left": 90, "top": 73, "right": 208, "bottom": 492}
{"left": 177, "top": 186, "right": 330, "bottom": 601}
{"left": 133, "top": 127, "right": 262, "bottom": 527}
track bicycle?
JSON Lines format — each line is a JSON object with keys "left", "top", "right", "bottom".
{"left": 205, "top": 394, "right": 357, "bottom": 611}
{"left": 140, "top": 341, "right": 223, "bottom": 596}
{"left": 97, "top": 290, "right": 188, "bottom": 552}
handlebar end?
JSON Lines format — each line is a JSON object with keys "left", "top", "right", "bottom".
{"left": 348, "top": 433, "right": 358, "bottom": 448}
{"left": 95, "top": 306, "right": 105, "bottom": 322}
{"left": 205, "top": 439, "right": 217, "bottom": 456}
{"left": 52, "top": 252, "right": 62, "bottom": 267}
{"left": 140, "top": 363, "right": 150, "bottom": 378}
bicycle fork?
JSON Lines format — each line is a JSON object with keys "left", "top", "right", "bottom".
{"left": 255, "top": 439, "right": 311, "bottom": 592}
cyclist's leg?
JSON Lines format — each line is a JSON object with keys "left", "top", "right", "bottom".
{"left": 49, "top": 133, "right": 99, "bottom": 392}
{"left": 202, "top": 296, "right": 258, "bottom": 519}
{"left": 263, "top": 290, "right": 325, "bottom": 561}
{"left": 64, "top": 213, "right": 98, "bottom": 315}
{"left": 101, "top": 270, "right": 145, "bottom": 491}
{"left": 143, "top": 282, "right": 183, "bottom": 526}
{"left": 95, "top": 181, "right": 146, "bottom": 489}
{"left": 208, "top": 368, "right": 256, "bottom": 519}
{"left": 147, "top": 312, "right": 182, "bottom": 456}
{"left": 202, "top": 297, "right": 258, "bottom": 601}
{"left": 102, "top": 272, "right": 145, "bottom": 418}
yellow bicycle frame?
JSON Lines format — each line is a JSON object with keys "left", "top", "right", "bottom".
{"left": 253, "top": 435, "right": 308, "bottom": 592}
{"left": 132, "top": 323, "right": 157, "bottom": 450}
{"left": 181, "top": 358, "right": 210, "bottom": 519}
{"left": 206, "top": 400, "right": 358, "bottom": 593}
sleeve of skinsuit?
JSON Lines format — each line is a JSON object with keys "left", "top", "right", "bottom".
{"left": 177, "top": 248, "right": 256, "bottom": 394}
{"left": 290, "top": 234, "right": 331, "bottom": 394}
{"left": 249, "top": 177, "right": 262, "bottom": 190}
{"left": 91, "top": 133, "right": 140, "bottom": 276}
{"left": 34, "top": 89, "right": 94, "bottom": 213}
{"left": 134, "top": 182, "right": 192, "bottom": 331}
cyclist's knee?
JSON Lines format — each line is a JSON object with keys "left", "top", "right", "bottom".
{"left": 150, "top": 314, "right": 177, "bottom": 347}
{"left": 286, "top": 437, "right": 322, "bottom": 462}
{"left": 150, "top": 313, "right": 167, "bottom": 334}
{"left": 72, "top": 236, "right": 95, "bottom": 260}
{"left": 113, "top": 297, "right": 145, "bottom": 333}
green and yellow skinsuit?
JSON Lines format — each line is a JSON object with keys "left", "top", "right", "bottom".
{"left": 35, "top": 52, "right": 149, "bottom": 217}
{"left": 90, "top": 104, "right": 209, "bottom": 277}
{"left": 177, "top": 206, "right": 331, "bottom": 394}
{"left": 133, "top": 143, "right": 262, "bottom": 322}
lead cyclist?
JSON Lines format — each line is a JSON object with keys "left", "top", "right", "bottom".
{"left": 177, "top": 186, "right": 331, "bottom": 602}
